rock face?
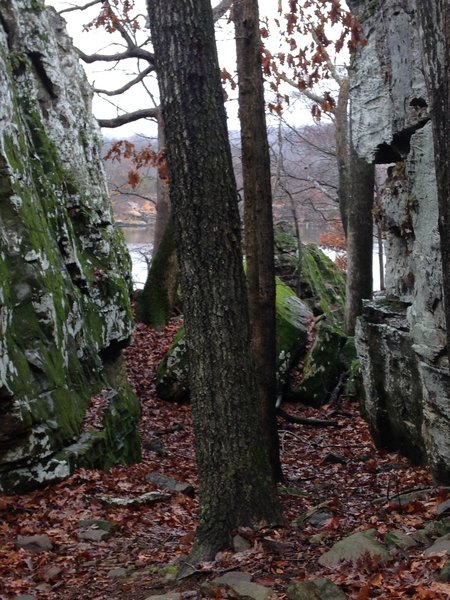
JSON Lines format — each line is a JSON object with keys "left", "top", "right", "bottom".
{"left": 0, "top": 0, "right": 140, "bottom": 493}
{"left": 348, "top": 0, "right": 450, "bottom": 482}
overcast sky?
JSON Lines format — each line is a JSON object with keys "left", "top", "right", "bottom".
{"left": 44, "top": 1, "right": 337, "bottom": 138}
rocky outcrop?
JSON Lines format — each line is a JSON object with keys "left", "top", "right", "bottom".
{"left": 0, "top": 0, "right": 140, "bottom": 493}
{"left": 156, "top": 278, "right": 313, "bottom": 402}
{"left": 348, "top": 0, "right": 449, "bottom": 482}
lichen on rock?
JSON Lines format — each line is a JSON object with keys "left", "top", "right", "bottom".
{"left": 349, "top": 0, "right": 450, "bottom": 483}
{"left": 0, "top": 1, "right": 140, "bottom": 493}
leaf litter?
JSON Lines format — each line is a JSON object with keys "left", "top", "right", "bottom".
{"left": 0, "top": 317, "right": 448, "bottom": 599}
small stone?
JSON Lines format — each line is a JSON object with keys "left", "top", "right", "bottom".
{"left": 287, "top": 578, "right": 348, "bottom": 599}
{"left": 15, "top": 595, "right": 36, "bottom": 600}
{"left": 77, "top": 519, "right": 117, "bottom": 532}
{"left": 322, "top": 453, "right": 348, "bottom": 465}
{"left": 77, "top": 528, "right": 111, "bottom": 542}
{"left": 437, "top": 500, "right": 450, "bottom": 519}
{"left": 287, "top": 578, "right": 347, "bottom": 600}
{"left": 145, "top": 472, "right": 195, "bottom": 497}
{"left": 309, "top": 532, "right": 330, "bottom": 545}
{"left": 384, "top": 530, "right": 417, "bottom": 549}
{"left": 98, "top": 491, "right": 171, "bottom": 507}
{"left": 424, "top": 533, "right": 450, "bottom": 556}
{"left": 306, "top": 511, "right": 333, "bottom": 527}
{"left": 233, "top": 534, "right": 252, "bottom": 552}
{"left": 44, "top": 565, "right": 63, "bottom": 580}
{"left": 16, "top": 534, "right": 53, "bottom": 552}
{"left": 107, "top": 567, "right": 127, "bottom": 579}
{"left": 319, "top": 529, "right": 389, "bottom": 567}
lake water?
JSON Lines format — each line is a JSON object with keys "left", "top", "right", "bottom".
{"left": 121, "top": 223, "right": 384, "bottom": 291}
{"left": 121, "top": 226, "right": 154, "bottom": 289}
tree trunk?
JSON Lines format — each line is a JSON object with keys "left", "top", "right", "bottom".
{"left": 153, "top": 110, "right": 171, "bottom": 254}
{"left": 233, "top": 0, "right": 282, "bottom": 482}
{"left": 136, "top": 215, "right": 178, "bottom": 328}
{"left": 335, "top": 78, "right": 350, "bottom": 236}
{"left": 147, "top": 0, "right": 281, "bottom": 564}
{"left": 344, "top": 145, "right": 374, "bottom": 334}
{"left": 416, "top": 0, "right": 450, "bottom": 362}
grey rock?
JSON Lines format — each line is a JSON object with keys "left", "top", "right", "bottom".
{"left": 318, "top": 529, "right": 389, "bottom": 567}
{"left": 384, "top": 530, "right": 418, "bottom": 549}
{"left": 207, "top": 571, "right": 272, "bottom": 599}
{"left": 351, "top": 0, "right": 450, "bottom": 483}
{"left": 306, "top": 511, "right": 333, "bottom": 527}
{"left": 287, "top": 578, "right": 348, "bottom": 600}
{"left": 145, "top": 472, "right": 195, "bottom": 497}
{"left": 233, "top": 534, "right": 252, "bottom": 552}
{"left": 437, "top": 500, "right": 450, "bottom": 519}
{"left": 0, "top": 0, "right": 139, "bottom": 493}
{"left": 322, "top": 453, "right": 348, "bottom": 465}
{"left": 16, "top": 534, "right": 53, "bottom": 552}
{"left": 107, "top": 567, "right": 127, "bottom": 579}
{"left": 98, "top": 491, "right": 171, "bottom": 507}
{"left": 77, "top": 528, "right": 111, "bottom": 542}
{"left": 77, "top": 518, "right": 117, "bottom": 532}
{"left": 424, "top": 533, "right": 450, "bottom": 557}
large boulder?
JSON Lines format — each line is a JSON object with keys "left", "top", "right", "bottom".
{"left": 348, "top": 0, "right": 450, "bottom": 483}
{"left": 0, "top": 1, "right": 140, "bottom": 492}
{"left": 274, "top": 230, "right": 351, "bottom": 405}
{"left": 156, "top": 278, "right": 313, "bottom": 402}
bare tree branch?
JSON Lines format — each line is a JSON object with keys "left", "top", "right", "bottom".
{"left": 93, "top": 64, "right": 155, "bottom": 96}
{"left": 59, "top": 0, "right": 102, "bottom": 15}
{"left": 97, "top": 108, "right": 159, "bottom": 128}
{"left": 77, "top": 46, "right": 154, "bottom": 63}
{"left": 212, "top": 0, "right": 234, "bottom": 22}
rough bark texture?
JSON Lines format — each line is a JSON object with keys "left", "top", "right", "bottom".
{"left": 233, "top": 0, "right": 282, "bottom": 482}
{"left": 416, "top": 0, "right": 450, "bottom": 362}
{"left": 348, "top": 0, "right": 450, "bottom": 483}
{"left": 334, "top": 78, "right": 350, "bottom": 236}
{"left": 344, "top": 145, "right": 374, "bottom": 334}
{"left": 147, "top": 0, "right": 280, "bottom": 561}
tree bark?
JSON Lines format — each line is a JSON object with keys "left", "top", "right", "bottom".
{"left": 136, "top": 215, "right": 178, "bottom": 329}
{"left": 344, "top": 144, "right": 374, "bottom": 334}
{"left": 233, "top": 0, "right": 282, "bottom": 482}
{"left": 335, "top": 78, "right": 350, "bottom": 236}
{"left": 416, "top": 0, "right": 450, "bottom": 362}
{"left": 147, "top": 0, "right": 281, "bottom": 563}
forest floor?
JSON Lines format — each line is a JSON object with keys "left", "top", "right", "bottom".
{"left": 1, "top": 318, "right": 449, "bottom": 600}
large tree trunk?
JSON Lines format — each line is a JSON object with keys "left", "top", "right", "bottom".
{"left": 344, "top": 145, "right": 374, "bottom": 334}
{"left": 335, "top": 78, "right": 350, "bottom": 236}
{"left": 233, "top": 0, "right": 282, "bottom": 482}
{"left": 137, "top": 111, "right": 179, "bottom": 329}
{"left": 147, "top": 0, "right": 281, "bottom": 564}
{"left": 416, "top": 0, "right": 450, "bottom": 361}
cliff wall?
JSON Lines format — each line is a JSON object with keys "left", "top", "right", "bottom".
{"left": 348, "top": 0, "right": 449, "bottom": 482}
{"left": 0, "top": 0, "right": 140, "bottom": 493}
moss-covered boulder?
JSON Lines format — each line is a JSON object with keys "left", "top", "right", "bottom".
{"left": 156, "top": 278, "right": 313, "bottom": 402}
{"left": 274, "top": 228, "right": 352, "bottom": 405}
{"left": 289, "top": 320, "right": 354, "bottom": 406}
{"left": 0, "top": 1, "right": 140, "bottom": 493}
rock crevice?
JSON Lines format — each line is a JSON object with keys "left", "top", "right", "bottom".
{"left": 349, "top": 0, "right": 449, "bottom": 482}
